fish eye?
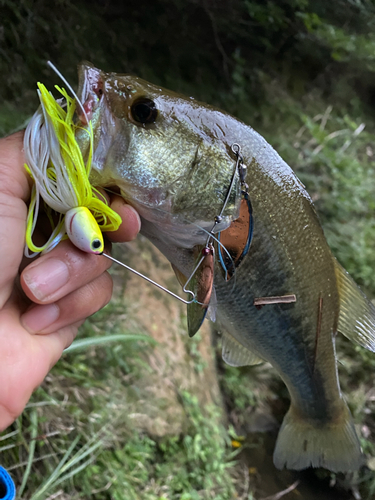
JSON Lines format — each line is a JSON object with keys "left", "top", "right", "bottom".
{"left": 130, "top": 98, "right": 158, "bottom": 124}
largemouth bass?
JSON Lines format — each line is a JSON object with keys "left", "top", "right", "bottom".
{"left": 76, "top": 62, "right": 375, "bottom": 472}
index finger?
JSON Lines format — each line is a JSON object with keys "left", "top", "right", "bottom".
{"left": 0, "top": 132, "right": 31, "bottom": 308}
{"left": 104, "top": 195, "right": 141, "bottom": 242}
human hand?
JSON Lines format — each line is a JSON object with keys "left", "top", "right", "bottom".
{"left": 0, "top": 131, "right": 141, "bottom": 431}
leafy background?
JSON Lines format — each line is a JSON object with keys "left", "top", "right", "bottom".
{"left": 1, "top": 0, "right": 375, "bottom": 498}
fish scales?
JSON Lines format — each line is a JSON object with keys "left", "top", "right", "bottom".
{"left": 215, "top": 156, "right": 341, "bottom": 422}
{"left": 75, "top": 62, "right": 375, "bottom": 473}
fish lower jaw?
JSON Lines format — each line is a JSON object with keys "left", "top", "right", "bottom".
{"left": 139, "top": 217, "right": 208, "bottom": 250}
{"left": 135, "top": 205, "right": 232, "bottom": 252}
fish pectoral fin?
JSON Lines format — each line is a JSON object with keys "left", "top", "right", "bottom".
{"left": 221, "top": 330, "right": 264, "bottom": 366}
{"left": 274, "top": 401, "right": 362, "bottom": 472}
{"left": 207, "top": 286, "right": 217, "bottom": 322}
{"left": 334, "top": 260, "right": 375, "bottom": 352}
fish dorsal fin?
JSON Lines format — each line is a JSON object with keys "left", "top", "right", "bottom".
{"left": 334, "top": 260, "right": 375, "bottom": 352}
{"left": 221, "top": 330, "right": 264, "bottom": 366}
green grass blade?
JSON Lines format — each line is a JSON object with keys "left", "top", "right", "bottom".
{"left": 63, "top": 333, "right": 156, "bottom": 353}
{"left": 58, "top": 437, "right": 103, "bottom": 471}
{"left": 53, "top": 454, "right": 100, "bottom": 487}
{"left": 18, "top": 409, "right": 38, "bottom": 497}
{"left": 0, "top": 429, "right": 19, "bottom": 441}
{"left": 31, "top": 432, "right": 105, "bottom": 499}
{"left": 31, "top": 435, "right": 81, "bottom": 500}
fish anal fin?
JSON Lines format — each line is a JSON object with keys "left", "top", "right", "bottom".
{"left": 274, "top": 402, "right": 363, "bottom": 472}
{"left": 222, "top": 330, "right": 263, "bottom": 366}
{"left": 334, "top": 260, "right": 375, "bottom": 352}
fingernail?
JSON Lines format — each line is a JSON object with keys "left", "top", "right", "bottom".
{"left": 126, "top": 205, "right": 142, "bottom": 231}
{"left": 23, "top": 259, "right": 70, "bottom": 300}
{"left": 21, "top": 303, "right": 60, "bottom": 333}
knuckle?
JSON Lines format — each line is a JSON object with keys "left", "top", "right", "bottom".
{"left": 82, "top": 272, "right": 113, "bottom": 314}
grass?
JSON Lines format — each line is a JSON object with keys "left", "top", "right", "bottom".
{"left": 0, "top": 258, "right": 240, "bottom": 499}
{"left": 255, "top": 82, "right": 375, "bottom": 294}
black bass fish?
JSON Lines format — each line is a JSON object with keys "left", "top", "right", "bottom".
{"left": 76, "top": 62, "right": 375, "bottom": 472}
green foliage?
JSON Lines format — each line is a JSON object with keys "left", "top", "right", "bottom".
{"left": 220, "top": 365, "right": 257, "bottom": 413}
{"left": 149, "top": 392, "right": 237, "bottom": 500}
{"left": 185, "top": 332, "right": 208, "bottom": 374}
{"left": 85, "top": 392, "right": 237, "bottom": 500}
{"left": 290, "top": 108, "right": 375, "bottom": 293}
{"left": 1, "top": 291, "right": 238, "bottom": 499}
{"left": 300, "top": 6, "right": 375, "bottom": 69}
{"left": 1, "top": 387, "right": 237, "bottom": 500}
{"left": 3, "top": 0, "right": 375, "bottom": 133}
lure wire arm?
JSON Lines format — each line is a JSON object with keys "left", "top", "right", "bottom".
{"left": 179, "top": 142, "right": 246, "bottom": 301}
{"left": 47, "top": 61, "right": 88, "bottom": 123}
{"left": 232, "top": 143, "right": 249, "bottom": 195}
{"left": 182, "top": 253, "right": 205, "bottom": 297}
{"left": 102, "top": 253, "right": 195, "bottom": 304}
{"left": 204, "top": 142, "right": 246, "bottom": 249}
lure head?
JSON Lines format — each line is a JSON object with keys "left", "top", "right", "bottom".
{"left": 65, "top": 207, "right": 104, "bottom": 254}
{"left": 76, "top": 62, "right": 243, "bottom": 251}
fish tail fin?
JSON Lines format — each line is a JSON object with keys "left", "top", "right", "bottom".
{"left": 273, "top": 403, "right": 363, "bottom": 472}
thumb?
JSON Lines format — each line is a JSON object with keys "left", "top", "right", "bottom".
{"left": 0, "top": 132, "right": 31, "bottom": 308}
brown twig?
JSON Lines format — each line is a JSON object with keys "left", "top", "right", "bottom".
{"left": 253, "top": 294, "right": 296, "bottom": 307}
{"left": 313, "top": 296, "right": 323, "bottom": 374}
{"left": 259, "top": 480, "right": 300, "bottom": 500}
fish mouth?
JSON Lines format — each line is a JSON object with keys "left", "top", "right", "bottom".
{"left": 76, "top": 61, "right": 122, "bottom": 180}
{"left": 77, "top": 61, "right": 104, "bottom": 125}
